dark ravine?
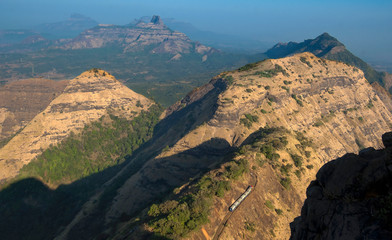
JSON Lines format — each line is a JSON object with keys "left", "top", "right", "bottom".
{"left": 290, "top": 132, "right": 392, "bottom": 240}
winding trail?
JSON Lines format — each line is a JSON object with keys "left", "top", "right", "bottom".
{"left": 212, "top": 172, "right": 258, "bottom": 240}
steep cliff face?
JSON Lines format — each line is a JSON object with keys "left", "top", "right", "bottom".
{"left": 0, "top": 69, "right": 153, "bottom": 182}
{"left": 290, "top": 132, "right": 392, "bottom": 240}
{"left": 58, "top": 15, "right": 215, "bottom": 55}
{"left": 0, "top": 78, "right": 68, "bottom": 141}
{"left": 160, "top": 52, "right": 391, "bottom": 163}
{"left": 57, "top": 53, "right": 392, "bottom": 239}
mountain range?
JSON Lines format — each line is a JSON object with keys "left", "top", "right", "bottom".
{"left": 2, "top": 22, "right": 391, "bottom": 107}
{"left": 1, "top": 15, "right": 392, "bottom": 239}
{"left": 0, "top": 15, "right": 252, "bottom": 106}
{"left": 1, "top": 51, "right": 391, "bottom": 239}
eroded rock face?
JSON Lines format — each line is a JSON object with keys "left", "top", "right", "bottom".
{"left": 0, "top": 69, "right": 153, "bottom": 182}
{"left": 0, "top": 78, "right": 68, "bottom": 141}
{"left": 290, "top": 132, "right": 392, "bottom": 240}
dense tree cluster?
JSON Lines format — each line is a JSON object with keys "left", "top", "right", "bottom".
{"left": 19, "top": 104, "right": 163, "bottom": 185}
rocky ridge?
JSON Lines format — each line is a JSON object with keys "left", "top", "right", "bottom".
{"left": 0, "top": 69, "right": 153, "bottom": 182}
{"left": 57, "top": 52, "right": 392, "bottom": 239}
{"left": 265, "top": 33, "right": 386, "bottom": 89}
{"left": 290, "top": 132, "right": 392, "bottom": 239}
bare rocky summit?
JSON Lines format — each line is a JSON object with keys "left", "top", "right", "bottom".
{"left": 290, "top": 132, "right": 392, "bottom": 239}
{"left": 0, "top": 69, "right": 153, "bottom": 182}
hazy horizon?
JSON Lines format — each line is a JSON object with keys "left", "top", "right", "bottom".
{"left": 0, "top": 0, "right": 391, "bottom": 65}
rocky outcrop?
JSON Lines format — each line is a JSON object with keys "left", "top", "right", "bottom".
{"left": 290, "top": 132, "right": 392, "bottom": 240}
{"left": 0, "top": 69, "right": 153, "bottom": 182}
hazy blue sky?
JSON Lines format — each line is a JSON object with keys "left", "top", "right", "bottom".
{"left": 0, "top": 0, "right": 391, "bottom": 63}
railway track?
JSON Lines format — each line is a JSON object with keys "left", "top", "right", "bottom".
{"left": 212, "top": 172, "right": 258, "bottom": 240}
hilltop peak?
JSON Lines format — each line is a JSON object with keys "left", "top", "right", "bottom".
{"left": 150, "top": 15, "right": 163, "bottom": 25}
{"left": 0, "top": 70, "right": 153, "bottom": 182}
{"left": 318, "top": 32, "right": 333, "bottom": 39}
{"left": 312, "top": 32, "right": 343, "bottom": 47}
{"left": 75, "top": 68, "right": 115, "bottom": 80}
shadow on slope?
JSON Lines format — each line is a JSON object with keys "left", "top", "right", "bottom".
{"left": 0, "top": 77, "right": 229, "bottom": 240}
{"left": 64, "top": 78, "right": 230, "bottom": 239}
{"left": 67, "top": 137, "right": 234, "bottom": 240}
{"left": 113, "top": 127, "right": 283, "bottom": 239}
{"left": 0, "top": 159, "right": 127, "bottom": 240}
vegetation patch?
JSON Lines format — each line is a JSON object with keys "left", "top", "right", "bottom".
{"left": 280, "top": 177, "right": 292, "bottom": 189}
{"left": 19, "top": 105, "right": 163, "bottom": 185}
{"left": 280, "top": 164, "right": 293, "bottom": 176}
{"left": 367, "top": 100, "right": 374, "bottom": 109}
{"left": 281, "top": 86, "right": 290, "bottom": 93}
{"left": 147, "top": 154, "right": 249, "bottom": 239}
{"left": 240, "top": 113, "right": 259, "bottom": 128}
{"left": 291, "top": 154, "right": 303, "bottom": 168}
{"left": 238, "top": 62, "right": 258, "bottom": 72}
{"left": 300, "top": 57, "right": 313, "bottom": 68}
{"left": 313, "top": 111, "right": 335, "bottom": 127}
{"left": 275, "top": 208, "right": 283, "bottom": 215}
{"left": 254, "top": 64, "right": 289, "bottom": 78}
{"left": 265, "top": 200, "right": 275, "bottom": 210}
{"left": 245, "top": 221, "right": 256, "bottom": 232}
{"left": 223, "top": 75, "right": 235, "bottom": 85}
{"left": 291, "top": 94, "right": 304, "bottom": 107}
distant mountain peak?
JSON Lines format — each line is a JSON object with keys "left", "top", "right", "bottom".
{"left": 266, "top": 32, "right": 345, "bottom": 59}
{"left": 69, "top": 13, "right": 93, "bottom": 21}
{"left": 150, "top": 15, "right": 163, "bottom": 25}
{"left": 265, "top": 32, "right": 385, "bottom": 86}
{"left": 312, "top": 32, "right": 343, "bottom": 47}
{"left": 319, "top": 32, "right": 333, "bottom": 39}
